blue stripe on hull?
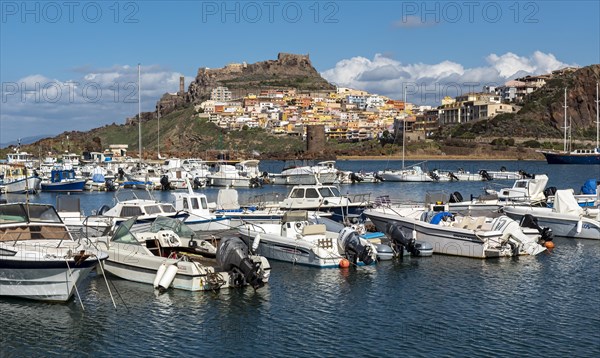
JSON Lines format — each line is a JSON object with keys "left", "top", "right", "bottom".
{"left": 41, "top": 180, "right": 87, "bottom": 192}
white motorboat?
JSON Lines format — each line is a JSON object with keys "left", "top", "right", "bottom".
{"left": 335, "top": 171, "right": 384, "bottom": 184}
{"left": 172, "top": 183, "right": 231, "bottom": 231}
{"left": 309, "top": 161, "right": 339, "bottom": 184}
{"left": 0, "top": 202, "right": 108, "bottom": 301}
{"left": 378, "top": 165, "right": 435, "bottom": 182}
{"left": 270, "top": 166, "right": 317, "bottom": 185}
{"left": 96, "top": 216, "right": 270, "bottom": 291}
{"left": 365, "top": 194, "right": 549, "bottom": 259}
{"left": 279, "top": 185, "right": 372, "bottom": 223}
{"left": 97, "top": 189, "right": 188, "bottom": 226}
{"left": 503, "top": 190, "right": 600, "bottom": 239}
{"left": 237, "top": 211, "right": 377, "bottom": 268}
{"left": 207, "top": 160, "right": 262, "bottom": 188}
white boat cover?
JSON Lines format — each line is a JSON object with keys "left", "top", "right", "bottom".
{"left": 528, "top": 175, "right": 549, "bottom": 203}
{"left": 216, "top": 188, "right": 240, "bottom": 210}
{"left": 553, "top": 189, "right": 583, "bottom": 216}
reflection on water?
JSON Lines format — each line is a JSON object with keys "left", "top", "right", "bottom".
{"left": 1, "top": 161, "right": 599, "bottom": 356}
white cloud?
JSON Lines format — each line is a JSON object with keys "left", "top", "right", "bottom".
{"left": 322, "top": 51, "right": 575, "bottom": 104}
{"left": 1, "top": 65, "right": 191, "bottom": 144}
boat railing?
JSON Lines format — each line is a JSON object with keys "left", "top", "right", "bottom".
{"left": 345, "top": 192, "right": 372, "bottom": 205}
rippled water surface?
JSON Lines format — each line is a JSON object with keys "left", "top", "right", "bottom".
{"left": 1, "top": 160, "right": 599, "bottom": 357}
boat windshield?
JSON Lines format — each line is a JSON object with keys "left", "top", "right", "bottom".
{"left": 319, "top": 187, "right": 340, "bottom": 198}
{"left": 150, "top": 216, "right": 194, "bottom": 238}
{"left": 0, "top": 204, "right": 62, "bottom": 224}
{"left": 111, "top": 217, "right": 139, "bottom": 244}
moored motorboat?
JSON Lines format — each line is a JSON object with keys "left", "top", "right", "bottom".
{"left": 0, "top": 202, "right": 108, "bottom": 301}
{"left": 96, "top": 216, "right": 270, "bottom": 291}
{"left": 237, "top": 211, "right": 377, "bottom": 268}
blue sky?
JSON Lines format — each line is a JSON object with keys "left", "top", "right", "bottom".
{"left": 1, "top": 0, "right": 599, "bottom": 144}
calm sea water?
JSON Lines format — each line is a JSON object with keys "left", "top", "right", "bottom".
{"left": 1, "top": 160, "right": 599, "bottom": 357}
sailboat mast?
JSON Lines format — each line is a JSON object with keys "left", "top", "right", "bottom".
{"left": 138, "top": 63, "right": 142, "bottom": 164}
{"left": 157, "top": 104, "right": 161, "bottom": 159}
{"left": 402, "top": 85, "right": 406, "bottom": 169}
{"left": 596, "top": 82, "right": 600, "bottom": 150}
{"left": 563, "top": 88, "right": 568, "bottom": 152}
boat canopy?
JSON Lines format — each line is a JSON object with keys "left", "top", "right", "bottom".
{"left": 553, "top": 190, "right": 583, "bottom": 216}
{"left": 217, "top": 188, "right": 240, "bottom": 210}
{"left": 528, "top": 175, "right": 549, "bottom": 203}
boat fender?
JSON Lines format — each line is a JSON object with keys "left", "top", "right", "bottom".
{"left": 252, "top": 233, "right": 261, "bottom": 253}
{"left": 153, "top": 263, "right": 168, "bottom": 289}
{"left": 576, "top": 219, "right": 583, "bottom": 234}
{"left": 158, "top": 264, "right": 179, "bottom": 292}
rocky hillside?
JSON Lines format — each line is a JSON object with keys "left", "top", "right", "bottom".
{"left": 446, "top": 64, "right": 600, "bottom": 139}
{"left": 148, "top": 53, "right": 335, "bottom": 119}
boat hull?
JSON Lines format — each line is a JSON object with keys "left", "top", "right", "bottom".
{"left": 503, "top": 207, "right": 600, "bottom": 240}
{"left": 364, "top": 210, "right": 512, "bottom": 258}
{"left": 3, "top": 177, "right": 42, "bottom": 193}
{"left": 0, "top": 258, "right": 100, "bottom": 301}
{"left": 42, "top": 179, "right": 87, "bottom": 192}
{"left": 541, "top": 152, "right": 600, "bottom": 165}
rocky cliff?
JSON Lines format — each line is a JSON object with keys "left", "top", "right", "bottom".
{"left": 148, "top": 53, "right": 334, "bottom": 118}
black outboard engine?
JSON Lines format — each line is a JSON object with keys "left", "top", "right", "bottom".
{"left": 519, "top": 170, "right": 534, "bottom": 179}
{"left": 105, "top": 179, "right": 116, "bottom": 192}
{"left": 117, "top": 167, "right": 125, "bottom": 181}
{"left": 249, "top": 177, "right": 261, "bottom": 188}
{"left": 386, "top": 222, "right": 421, "bottom": 256}
{"left": 519, "top": 214, "right": 553, "bottom": 243}
{"left": 193, "top": 177, "right": 203, "bottom": 189}
{"left": 429, "top": 171, "right": 440, "bottom": 181}
{"left": 217, "top": 237, "right": 264, "bottom": 289}
{"left": 374, "top": 173, "right": 385, "bottom": 182}
{"left": 97, "top": 204, "right": 110, "bottom": 215}
{"left": 449, "top": 191, "right": 463, "bottom": 203}
{"left": 349, "top": 172, "right": 363, "bottom": 184}
{"left": 543, "top": 186, "right": 557, "bottom": 198}
{"left": 337, "top": 227, "right": 374, "bottom": 265}
{"left": 449, "top": 172, "right": 459, "bottom": 181}
{"left": 160, "top": 175, "right": 171, "bottom": 191}
{"left": 479, "top": 170, "right": 492, "bottom": 181}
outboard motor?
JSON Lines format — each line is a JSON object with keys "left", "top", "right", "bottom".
{"left": 519, "top": 214, "right": 553, "bottom": 243}
{"left": 479, "top": 170, "right": 492, "bottom": 181}
{"left": 449, "top": 191, "right": 463, "bottom": 203}
{"left": 105, "top": 179, "right": 116, "bottom": 192}
{"left": 449, "top": 172, "right": 459, "bottom": 181}
{"left": 429, "top": 171, "right": 440, "bottom": 181}
{"left": 160, "top": 175, "right": 171, "bottom": 191}
{"left": 543, "top": 186, "right": 557, "bottom": 198}
{"left": 337, "top": 227, "right": 374, "bottom": 265}
{"left": 385, "top": 222, "right": 421, "bottom": 256}
{"left": 519, "top": 170, "right": 534, "bottom": 179}
{"left": 349, "top": 172, "right": 363, "bottom": 184}
{"left": 193, "top": 177, "right": 204, "bottom": 189}
{"left": 374, "top": 173, "right": 385, "bottom": 182}
{"left": 249, "top": 177, "right": 261, "bottom": 188}
{"left": 217, "top": 237, "right": 265, "bottom": 290}
{"left": 117, "top": 167, "right": 125, "bottom": 181}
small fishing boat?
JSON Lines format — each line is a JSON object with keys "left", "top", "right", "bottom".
{"left": 96, "top": 216, "right": 270, "bottom": 291}
{"left": 237, "top": 211, "right": 377, "bottom": 268}
{"left": 41, "top": 168, "right": 86, "bottom": 192}
{"left": 365, "top": 193, "right": 550, "bottom": 259}
{"left": 0, "top": 202, "right": 108, "bottom": 301}
{"left": 503, "top": 190, "right": 600, "bottom": 239}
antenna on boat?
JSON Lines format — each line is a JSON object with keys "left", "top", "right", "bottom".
{"left": 596, "top": 82, "right": 600, "bottom": 151}
{"left": 402, "top": 84, "right": 406, "bottom": 169}
{"left": 562, "top": 88, "right": 568, "bottom": 152}
{"left": 138, "top": 63, "right": 142, "bottom": 166}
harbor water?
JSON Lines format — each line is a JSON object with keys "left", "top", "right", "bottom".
{"left": 1, "top": 160, "right": 599, "bottom": 357}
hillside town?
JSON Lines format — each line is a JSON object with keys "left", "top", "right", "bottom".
{"left": 186, "top": 66, "right": 579, "bottom": 142}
